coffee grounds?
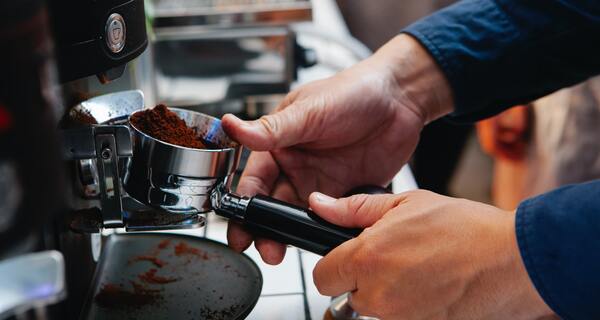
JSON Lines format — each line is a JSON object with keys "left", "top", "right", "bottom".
{"left": 129, "top": 104, "right": 206, "bottom": 149}
{"left": 137, "top": 268, "right": 178, "bottom": 284}
{"left": 174, "top": 241, "right": 210, "bottom": 260}
{"left": 71, "top": 109, "right": 98, "bottom": 125}
{"left": 94, "top": 282, "right": 162, "bottom": 309}
{"left": 128, "top": 255, "right": 167, "bottom": 268}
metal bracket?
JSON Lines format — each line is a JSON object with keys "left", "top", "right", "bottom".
{"left": 95, "top": 133, "right": 124, "bottom": 227}
{"left": 62, "top": 125, "right": 132, "bottom": 160}
{"left": 62, "top": 125, "right": 132, "bottom": 228}
{"left": 63, "top": 125, "right": 206, "bottom": 232}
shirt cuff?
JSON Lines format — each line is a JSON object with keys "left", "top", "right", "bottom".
{"left": 515, "top": 181, "right": 600, "bottom": 320}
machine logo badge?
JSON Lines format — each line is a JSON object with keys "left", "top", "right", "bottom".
{"left": 105, "top": 13, "right": 126, "bottom": 54}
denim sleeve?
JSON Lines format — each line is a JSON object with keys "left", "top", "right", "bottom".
{"left": 516, "top": 181, "right": 600, "bottom": 320}
{"left": 403, "top": 0, "right": 600, "bottom": 122}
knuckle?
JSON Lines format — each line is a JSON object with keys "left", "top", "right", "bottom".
{"left": 401, "top": 189, "right": 437, "bottom": 203}
{"left": 405, "top": 189, "right": 427, "bottom": 197}
{"left": 279, "top": 89, "right": 301, "bottom": 109}
{"left": 347, "top": 194, "right": 370, "bottom": 215}
{"left": 259, "top": 115, "right": 279, "bottom": 139}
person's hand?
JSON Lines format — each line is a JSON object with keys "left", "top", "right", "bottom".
{"left": 310, "top": 190, "right": 556, "bottom": 320}
{"left": 222, "top": 35, "right": 454, "bottom": 264}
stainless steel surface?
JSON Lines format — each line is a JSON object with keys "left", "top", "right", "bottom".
{"left": 78, "top": 159, "right": 100, "bottom": 198}
{"left": 123, "top": 211, "right": 205, "bottom": 231}
{"left": 210, "top": 186, "right": 249, "bottom": 221}
{"left": 62, "top": 125, "right": 133, "bottom": 228}
{"left": 63, "top": 91, "right": 219, "bottom": 231}
{"left": 149, "top": 0, "right": 311, "bottom": 28}
{"left": 0, "top": 251, "right": 66, "bottom": 319}
{"left": 95, "top": 133, "right": 125, "bottom": 227}
{"left": 68, "top": 200, "right": 207, "bottom": 233}
{"left": 81, "top": 233, "right": 262, "bottom": 320}
{"left": 62, "top": 90, "right": 142, "bottom": 218}
{"left": 329, "top": 294, "right": 378, "bottom": 320}
{"left": 62, "top": 126, "right": 133, "bottom": 160}
{"left": 105, "top": 13, "right": 126, "bottom": 54}
{"left": 125, "top": 108, "right": 241, "bottom": 213}
{"left": 68, "top": 90, "right": 144, "bottom": 124}
{"left": 153, "top": 26, "right": 296, "bottom": 106}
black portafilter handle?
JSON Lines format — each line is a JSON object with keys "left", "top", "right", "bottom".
{"left": 213, "top": 185, "right": 391, "bottom": 256}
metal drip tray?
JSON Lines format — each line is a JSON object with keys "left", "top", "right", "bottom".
{"left": 81, "top": 233, "right": 262, "bottom": 319}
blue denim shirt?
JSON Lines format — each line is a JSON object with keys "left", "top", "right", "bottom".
{"left": 404, "top": 1, "right": 600, "bottom": 319}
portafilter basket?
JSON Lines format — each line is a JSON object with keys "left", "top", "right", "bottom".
{"left": 126, "top": 108, "right": 362, "bottom": 256}
{"left": 125, "top": 108, "right": 241, "bottom": 214}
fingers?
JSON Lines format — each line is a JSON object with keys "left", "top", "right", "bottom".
{"left": 254, "top": 238, "right": 286, "bottom": 265}
{"left": 236, "top": 151, "right": 279, "bottom": 196}
{"left": 230, "top": 152, "right": 292, "bottom": 264}
{"left": 221, "top": 107, "right": 310, "bottom": 151}
{"left": 227, "top": 221, "right": 253, "bottom": 253}
{"left": 227, "top": 219, "right": 287, "bottom": 264}
{"left": 252, "top": 176, "right": 299, "bottom": 265}
{"left": 228, "top": 152, "right": 279, "bottom": 255}
{"left": 313, "top": 238, "right": 360, "bottom": 296}
{"left": 312, "top": 193, "right": 405, "bottom": 296}
{"left": 308, "top": 192, "right": 405, "bottom": 228}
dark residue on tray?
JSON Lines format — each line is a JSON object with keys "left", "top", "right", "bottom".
{"left": 94, "top": 281, "right": 163, "bottom": 309}
{"left": 199, "top": 304, "right": 245, "bottom": 320}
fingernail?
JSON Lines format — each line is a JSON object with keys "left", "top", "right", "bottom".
{"left": 314, "top": 192, "right": 336, "bottom": 203}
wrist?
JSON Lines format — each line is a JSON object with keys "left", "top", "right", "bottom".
{"left": 504, "top": 211, "right": 556, "bottom": 319}
{"left": 372, "top": 34, "right": 455, "bottom": 124}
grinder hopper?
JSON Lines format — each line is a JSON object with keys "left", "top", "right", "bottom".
{"left": 125, "top": 108, "right": 362, "bottom": 256}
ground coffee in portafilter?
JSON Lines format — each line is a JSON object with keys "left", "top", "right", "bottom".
{"left": 129, "top": 104, "right": 207, "bottom": 149}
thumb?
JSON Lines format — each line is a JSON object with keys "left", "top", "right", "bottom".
{"left": 221, "top": 107, "right": 309, "bottom": 151}
{"left": 308, "top": 192, "right": 405, "bottom": 228}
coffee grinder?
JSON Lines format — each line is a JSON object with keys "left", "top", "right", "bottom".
{"left": 0, "top": 0, "right": 156, "bottom": 318}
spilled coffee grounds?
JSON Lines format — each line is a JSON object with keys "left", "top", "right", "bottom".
{"left": 129, "top": 104, "right": 206, "bottom": 149}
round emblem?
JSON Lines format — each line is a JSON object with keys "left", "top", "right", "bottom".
{"left": 105, "top": 13, "right": 126, "bottom": 53}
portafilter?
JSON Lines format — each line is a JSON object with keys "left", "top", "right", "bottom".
{"left": 125, "top": 108, "right": 361, "bottom": 255}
